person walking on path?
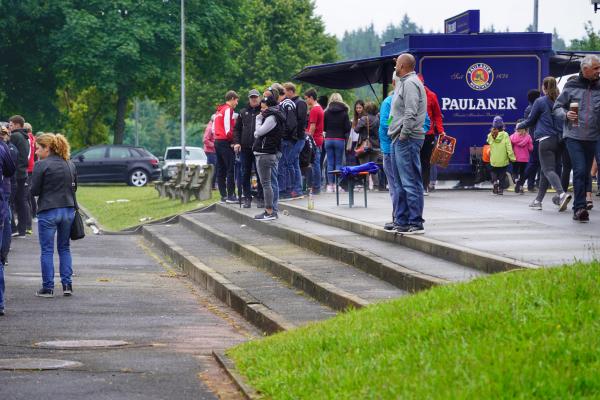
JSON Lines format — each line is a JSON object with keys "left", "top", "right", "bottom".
{"left": 323, "top": 93, "right": 351, "bottom": 193}
{"left": 355, "top": 102, "right": 381, "bottom": 189}
{"left": 8, "top": 115, "right": 30, "bottom": 238}
{"left": 417, "top": 74, "right": 444, "bottom": 194}
{"left": 30, "top": 134, "right": 77, "bottom": 298}
{"left": 214, "top": 91, "right": 239, "bottom": 203}
{"left": 203, "top": 114, "right": 218, "bottom": 190}
{"left": 487, "top": 116, "right": 516, "bottom": 195}
{"left": 304, "top": 88, "right": 324, "bottom": 194}
{"left": 517, "top": 77, "right": 571, "bottom": 211}
{"left": 253, "top": 96, "right": 283, "bottom": 221}
{"left": 523, "top": 89, "right": 542, "bottom": 192}
{"left": 510, "top": 121, "right": 533, "bottom": 194}
{"left": 0, "top": 125, "right": 16, "bottom": 315}
{"left": 234, "top": 89, "right": 263, "bottom": 208}
{"left": 553, "top": 55, "right": 600, "bottom": 222}
{"left": 388, "top": 53, "right": 428, "bottom": 235}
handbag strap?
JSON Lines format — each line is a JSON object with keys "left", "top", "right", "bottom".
{"left": 65, "top": 160, "right": 79, "bottom": 211}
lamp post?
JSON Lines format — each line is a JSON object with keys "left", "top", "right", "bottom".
{"left": 533, "top": 0, "right": 539, "bottom": 32}
{"left": 180, "top": 0, "right": 186, "bottom": 165}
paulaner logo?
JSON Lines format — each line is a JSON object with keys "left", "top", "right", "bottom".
{"left": 466, "top": 63, "right": 494, "bottom": 91}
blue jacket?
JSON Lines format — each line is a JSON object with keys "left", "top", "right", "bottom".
{"left": 516, "top": 96, "right": 562, "bottom": 140}
{"left": 378, "top": 95, "right": 393, "bottom": 154}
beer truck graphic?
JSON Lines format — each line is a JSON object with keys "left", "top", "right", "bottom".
{"left": 294, "top": 10, "right": 591, "bottom": 185}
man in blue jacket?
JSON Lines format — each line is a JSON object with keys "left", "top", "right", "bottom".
{"left": 554, "top": 55, "right": 600, "bottom": 222}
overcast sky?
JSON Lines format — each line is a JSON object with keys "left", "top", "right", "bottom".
{"left": 313, "top": 0, "right": 596, "bottom": 43}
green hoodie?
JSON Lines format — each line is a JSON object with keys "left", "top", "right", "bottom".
{"left": 486, "top": 130, "right": 515, "bottom": 167}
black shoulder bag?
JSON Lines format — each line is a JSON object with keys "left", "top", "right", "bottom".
{"left": 67, "top": 161, "right": 85, "bottom": 240}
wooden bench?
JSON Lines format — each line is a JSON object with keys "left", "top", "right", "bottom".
{"left": 185, "top": 164, "right": 214, "bottom": 203}
{"left": 165, "top": 164, "right": 186, "bottom": 199}
{"left": 330, "top": 170, "right": 369, "bottom": 208}
{"left": 155, "top": 163, "right": 183, "bottom": 197}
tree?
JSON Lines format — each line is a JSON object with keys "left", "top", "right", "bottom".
{"left": 570, "top": 22, "right": 600, "bottom": 51}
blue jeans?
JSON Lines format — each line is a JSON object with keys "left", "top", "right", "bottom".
{"left": 325, "top": 139, "right": 345, "bottom": 184}
{"left": 206, "top": 152, "right": 217, "bottom": 189}
{"left": 383, "top": 152, "right": 400, "bottom": 223}
{"left": 278, "top": 140, "right": 293, "bottom": 195}
{"left": 312, "top": 146, "right": 322, "bottom": 191}
{"left": 38, "top": 207, "right": 75, "bottom": 289}
{"left": 0, "top": 197, "right": 6, "bottom": 310}
{"left": 565, "top": 138, "right": 597, "bottom": 211}
{"left": 393, "top": 138, "right": 425, "bottom": 226}
{"left": 291, "top": 139, "right": 305, "bottom": 194}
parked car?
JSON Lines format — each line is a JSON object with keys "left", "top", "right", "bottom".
{"left": 161, "top": 146, "right": 207, "bottom": 181}
{"left": 71, "top": 145, "right": 161, "bottom": 187}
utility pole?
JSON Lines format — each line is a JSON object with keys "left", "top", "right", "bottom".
{"left": 180, "top": 0, "right": 187, "bottom": 165}
{"left": 533, "top": 0, "right": 539, "bottom": 32}
{"left": 134, "top": 98, "right": 139, "bottom": 146}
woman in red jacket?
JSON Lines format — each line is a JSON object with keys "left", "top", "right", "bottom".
{"left": 418, "top": 74, "right": 444, "bottom": 194}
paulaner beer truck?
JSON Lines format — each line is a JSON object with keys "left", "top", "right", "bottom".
{"left": 294, "top": 10, "right": 592, "bottom": 185}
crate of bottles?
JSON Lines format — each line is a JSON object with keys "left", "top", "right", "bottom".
{"left": 430, "top": 133, "right": 456, "bottom": 168}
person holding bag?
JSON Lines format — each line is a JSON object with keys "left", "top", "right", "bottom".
{"left": 355, "top": 102, "right": 380, "bottom": 188}
{"left": 30, "top": 133, "right": 77, "bottom": 298}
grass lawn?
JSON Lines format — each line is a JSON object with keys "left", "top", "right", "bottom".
{"left": 229, "top": 262, "right": 600, "bottom": 399}
{"left": 77, "top": 184, "right": 218, "bottom": 231}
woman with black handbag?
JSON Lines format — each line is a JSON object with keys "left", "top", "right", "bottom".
{"left": 30, "top": 133, "right": 79, "bottom": 298}
{"left": 355, "top": 102, "right": 381, "bottom": 189}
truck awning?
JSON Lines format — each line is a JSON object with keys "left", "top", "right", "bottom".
{"left": 294, "top": 51, "right": 600, "bottom": 90}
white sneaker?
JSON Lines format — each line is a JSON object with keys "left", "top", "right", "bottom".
{"left": 529, "top": 200, "right": 542, "bottom": 210}
{"left": 558, "top": 192, "right": 572, "bottom": 212}
{"left": 326, "top": 184, "right": 334, "bottom": 193}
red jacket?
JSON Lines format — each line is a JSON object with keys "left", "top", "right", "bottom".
{"left": 203, "top": 120, "right": 215, "bottom": 153}
{"left": 27, "top": 132, "right": 36, "bottom": 173}
{"left": 418, "top": 74, "right": 444, "bottom": 135}
{"left": 213, "top": 103, "right": 236, "bottom": 142}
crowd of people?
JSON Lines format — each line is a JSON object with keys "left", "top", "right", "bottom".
{"left": 0, "top": 115, "right": 78, "bottom": 315}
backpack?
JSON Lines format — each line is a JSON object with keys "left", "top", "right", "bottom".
{"left": 281, "top": 102, "right": 297, "bottom": 139}
{"left": 299, "top": 135, "right": 316, "bottom": 169}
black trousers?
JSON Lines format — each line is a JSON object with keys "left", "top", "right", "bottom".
{"left": 15, "top": 177, "right": 30, "bottom": 235}
{"left": 420, "top": 134, "right": 436, "bottom": 189}
{"left": 239, "top": 148, "right": 263, "bottom": 200}
{"left": 524, "top": 139, "right": 540, "bottom": 189}
{"left": 490, "top": 166, "right": 507, "bottom": 188}
{"left": 512, "top": 162, "right": 528, "bottom": 186}
{"left": 27, "top": 173, "right": 36, "bottom": 230}
{"left": 215, "top": 140, "right": 236, "bottom": 199}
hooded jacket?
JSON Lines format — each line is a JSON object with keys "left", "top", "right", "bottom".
{"left": 233, "top": 103, "right": 261, "bottom": 150}
{"left": 323, "top": 102, "right": 351, "bottom": 141}
{"left": 418, "top": 75, "right": 444, "bottom": 135}
{"left": 214, "top": 103, "right": 236, "bottom": 142}
{"left": 487, "top": 130, "right": 516, "bottom": 167}
{"left": 253, "top": 107, "right": 284, "bottom": 154}
{"left": 9, "top": 128, "right": 29, "bottom": 179}
{"left": 516, "top": 96, "right": 562, "bottom": 140}
{"left": 388, "top": 71, "right": 427, "bottom": 141}
{"left": 203, "top": 120, "right": 215, "bottom": 153}
{"left": 553, "top": 73, "right": 600, "bottom": 141}
{"left": 510, "top": 132, "right": 533, "bottom": 162}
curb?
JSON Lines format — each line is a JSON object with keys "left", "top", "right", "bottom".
{"left": 277, "top": 203, "right": 540, "bottom": 274}
{"left": 179, "top": 214, "right": 370, "bottom": 311}
{"left": 212, "top": 350, "right": 260, "bottom": 400}
{"left": 215, "top": 203, "right": 446, "bottom": 292}
{"left": 142, "top": 226, "right": 295, "bottom": 334}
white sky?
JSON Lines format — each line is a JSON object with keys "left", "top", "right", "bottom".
{"left": 313, "top": 0, "right": 597, "bottom": 43}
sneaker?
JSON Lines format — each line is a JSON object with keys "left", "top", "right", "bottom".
{"left": 11, "top": 233, "right": 26, "bottom": 238}
{"left": 254, "top": 211, "right": 276, "bottom": 221}
{"left": 397, "top": 224, "right": 425, "bottom": 235}
{"left": 552, "top": 195, "right": 560, "bottom": 206}
{"left": 219, "top": 197, "right": 227, "bottom": 204}
{"left": 514, "top": 184, "right": 521, "bottom": 194}
{"left": 242, "top": 198, "right": 252, "bottom": 208}
{"left": 326, "top": 185, "right": 334, "bottom": 193}
{"left": 35, "top": 288, "right": 54, "bottom": 298}
{"left": 225, "top": 196, "right": 238, "bottom": 204}
{"left": 586, "top": 200, "right": 594, "bottom": 211}
{"left": 0, "top": 309, "right": 4, "bottom": 316}
{"left": 492, "top": 181, "right": 499, "bottom": 195}
{"left": 26, "top": 229, "right": 33, "bottom": 235}
{"left": 558, "top": 192, "right": 572, "bottom": 212}
{"left": 62, "top": 283, "right": 73, "bottom": 296}
{"left": 573, "top": 208, "right": 590, "bottom": 222}
{"left": 498, "top": 187, "right": 504, "bottom": 195}
{"left": 256, "top": 199, "right": 265, "bottom": 209}
{"left": 423, "top": 190, "right": 429, "bottom": 197}
{"left": 529, "top": 200, "right": 542, "bottom": 210}
{"left": 384, "top": 222, "right": 396, "bottom": 231}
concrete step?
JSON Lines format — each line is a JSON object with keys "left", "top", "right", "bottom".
{"left": 143, "top": 223, "right": 336, "bottom": 334}
{"left": 277, "top": 202, "right": 540, "bottom": 274}
{"left": 215, "top": 204, "right": 483, "bottom": 288}
{"left": 180, "top": 213, "right": 407, "bottom": 309}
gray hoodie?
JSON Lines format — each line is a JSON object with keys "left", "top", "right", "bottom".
{"left": 387, "top": 71, "right": 427, "bottom": 142}
{"left": 553, "top": 73, "right": 600, "bottom": 141}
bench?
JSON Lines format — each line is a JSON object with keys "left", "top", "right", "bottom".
{"left": 330, "top": 170, "right": 369, "bottom": 208}
{"left": 154, "top": 163, "right": 184, "bottom": 198}
{"left": 165, "top": 164, "right": 186, "bottom": 199}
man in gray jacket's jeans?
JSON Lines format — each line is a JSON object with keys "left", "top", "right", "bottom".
{"left": 554, "top": 54, "right": 600, "bottom": 222}
{"left": 388, "top": 53, "right": 427, "bottom": 234}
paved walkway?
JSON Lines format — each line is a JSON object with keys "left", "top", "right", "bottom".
{"left": 0, "top": 232, "right": 255, "bottom": 399}
{"left": 287, "top": 189, "right": 600, "bottom": 266}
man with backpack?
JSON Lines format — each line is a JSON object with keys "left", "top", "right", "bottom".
{"left": 283, "top": 82, "right": 308, "bottom": 199}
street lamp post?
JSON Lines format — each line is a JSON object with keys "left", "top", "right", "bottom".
{"left": 533, "top": 0, "right": 539, "bottom": 32}
{"left": 180, "top": 0, "right": 186, "bottom": 165}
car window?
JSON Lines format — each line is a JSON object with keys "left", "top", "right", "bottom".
{"left": 82, "top": 147, "right": 106, "bottom": 160}
{"left": 189, "top": 148, "right": 207, "bottom": 161}
{"left": 165, "top": 149, "right": 181, "bottom": 160}
{"left": 109, "top": 147, "right": 132, "bottom": 159}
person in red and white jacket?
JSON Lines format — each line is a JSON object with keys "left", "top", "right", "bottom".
{"left": 418, "top": 74, "right": 444, "bottom": 193}
{"left": 213, "top": 90, "right": 239, "bottom": 203}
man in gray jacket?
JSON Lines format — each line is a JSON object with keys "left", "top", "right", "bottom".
{"left": 554, "top": 54, "right": 600, "bottom": 222}
{"left": 388, "top": 53, "right": 427, "bottom": 234}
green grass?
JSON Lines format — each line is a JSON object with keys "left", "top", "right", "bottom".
{"left": 77, "top": 184, "right": 218, "bottom": 231}
{"left": 229, "top": 262, "right": 600, "bottom": 399}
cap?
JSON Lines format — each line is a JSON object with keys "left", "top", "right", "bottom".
{"left": 248, "top": 89, "right": 260, "bottom": 98}
{"left": 492, "top": 116, "right": 504, "bottom": 129}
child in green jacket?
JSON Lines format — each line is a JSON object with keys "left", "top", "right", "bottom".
{"left": 487, "top": 116, "right": 516, "bottom": 195}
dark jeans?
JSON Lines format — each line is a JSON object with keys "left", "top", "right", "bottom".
{"left": 206, "top": 152, "right": 217, "bottom": 189}
{"left": 512, "top": 162, "right": 527, "bottom": 186}
{"left": 215, "top": 140, "right": 236, "bottom": 199}
{"left": 565, "top": 138, "right": 597, "bottom": 211}
{"left": 15, "top": 177, "right": 30, "bottom": 235}
{"left": 490, "top": 166, "right": 507, "bottom": 188}
{"left": 525, "top": 139, "right": 540, "bottom": 190}
{"left": 239, "top": 148, "right": 263, "bottom": 200}
{"left": 27, "top": 173, "right": 36, "bottom": 229}
{"left": 420, "top": 134, "right": 435, "bottom": 189}
{"left": 1, "top": 203, "right": 10, "bottom": 265}
{"left": 536, "top": 136, "right": 565, "bottom": 203}
{"left": 278, "top": 140, "right": 293, "bottom": 195}
{"left": 38, "top": 207, "right": 75, "bottom": 290}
